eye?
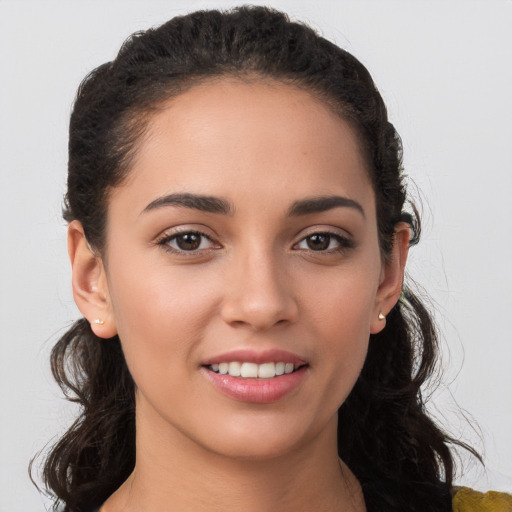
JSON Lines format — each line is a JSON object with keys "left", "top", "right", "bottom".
{"left": 295, "top": 232, "right": 352, "bottom": 253}
{"left": 157, "top": 230, "right": 218, "bottom": 253}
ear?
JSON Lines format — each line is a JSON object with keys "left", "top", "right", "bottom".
{"left": 370, "top": 222, "right": 410, "bottom": 334}
{"left": 68, "top": 220, "right": 117, "bottom": 338}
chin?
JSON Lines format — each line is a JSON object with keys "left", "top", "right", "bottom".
{"left": 190, "top": 410, "right": 335, "bottom": 462}
{"left": 203, "top": 436, "right": 307, "bottom": 462}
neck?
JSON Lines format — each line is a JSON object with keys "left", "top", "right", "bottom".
{"left": 103, "top": 403, "right": 365, "bottom": 512}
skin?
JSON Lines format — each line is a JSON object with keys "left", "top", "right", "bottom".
{"left": 69, "top": 79, "right": 409, "bottom": 512}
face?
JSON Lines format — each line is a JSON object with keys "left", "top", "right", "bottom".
{"left": 76, "top": 79, "right": 405, "bottom": 461}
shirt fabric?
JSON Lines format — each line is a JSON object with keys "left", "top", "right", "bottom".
{"left": 452, "top": 486, "right": 512, "bottom": 512}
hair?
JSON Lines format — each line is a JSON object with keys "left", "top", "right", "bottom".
{"left": 35, "top": 6, "right": 480, "bottom": 512}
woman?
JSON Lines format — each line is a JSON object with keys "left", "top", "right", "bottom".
{"left": 37, "top": 6, "right": 511, "bottom": 512}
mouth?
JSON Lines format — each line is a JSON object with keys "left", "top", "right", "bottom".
{"left": 205, "top": 361, "right": 306, "bottom": 379}
{"left": 201, "top": 349, "right": 309, "bottom": 403}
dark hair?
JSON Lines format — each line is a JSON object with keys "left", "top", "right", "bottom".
{"left": 36, "top": 6, "right": 479, "bottom": 512}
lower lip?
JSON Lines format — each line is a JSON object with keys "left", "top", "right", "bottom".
{"left": 202, "top": 366, "right": 308, "bottom": 404}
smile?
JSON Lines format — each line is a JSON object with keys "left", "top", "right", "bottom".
{"left": 208, "top": 361, "right": 301, "bottom": 379}
{"left": 201, "top": 349, "right": 309, "bottom": 403}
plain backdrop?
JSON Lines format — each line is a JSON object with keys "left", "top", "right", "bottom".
{"left": 0, "top": 0, "right": 511, "bottom": 510}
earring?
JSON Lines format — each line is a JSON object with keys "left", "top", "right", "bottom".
{"left": 378, "top": 312, "right": 385, "bottom": 320}
{"left": 93, "top": 318, "right": 105, "bottom": 325}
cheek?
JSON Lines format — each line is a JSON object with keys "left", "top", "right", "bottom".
{"left": 106, "top": 258, "right": 223, "bottom": 378}
{"left": 105, "top": 267, "right": 226, "bottom": 432}
{"left": 300, "top": 264, "right": 379, "bottom": 396}
{"left": 301, "top": 260, "right": 380, "bottom": 337}
{"left": 317, "top": 288, "right": 373, "bottom": 364}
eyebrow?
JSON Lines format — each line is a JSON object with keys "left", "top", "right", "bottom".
{"left": 141, "top": 192, "right": 365, "bottom": 218}
{"left": 141, "top": 193, "right": 234, "bottom": 215}
{"left": 287, "top": 195, "right": 365, "bottom": 218}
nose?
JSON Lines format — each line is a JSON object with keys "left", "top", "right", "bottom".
{"left": 220, "top": 248, "right": 299, "bottom": 331}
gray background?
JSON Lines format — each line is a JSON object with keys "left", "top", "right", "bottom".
{"left": 1, "top": 0, "right": 511, "bottom": 509}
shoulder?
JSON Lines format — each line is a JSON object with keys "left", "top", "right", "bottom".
{"left": 452, "top": 486, "right": 512, "bottom": 512}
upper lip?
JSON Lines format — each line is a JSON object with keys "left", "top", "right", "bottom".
{"left": 202, "top": 349, "right": 307, "bottom": 366}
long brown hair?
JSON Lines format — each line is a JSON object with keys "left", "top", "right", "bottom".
{"left": 35, "top": 7, "right": 479, "bottom": 511}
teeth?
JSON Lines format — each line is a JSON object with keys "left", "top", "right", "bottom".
{"left": 209, "top": 361, "right": 300, "bottom": 378}
{"left": 240, "top": 362, "right": 258, "bottom": 378}
{"left": 228, "top": 361, "right": 241, "bottom": 377}
{"left": 258, "top": 362, "right": 275, "bottom": 379}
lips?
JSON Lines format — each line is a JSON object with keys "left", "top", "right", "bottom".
{"left": 201, "top": 349, "right": 309, "bottom": 403}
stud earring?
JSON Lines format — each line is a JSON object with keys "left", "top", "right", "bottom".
{"left": 378, "top": 312, "right": 385, "bottom": 320}
{"left": 93, "top": 318, "right": 104, "bottom": 325}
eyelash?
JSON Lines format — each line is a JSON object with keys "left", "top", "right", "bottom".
{"left": 156, "top": 230, "right": 353, "bottom": 256}
{"left": 294, "top": 231, "right": 354, "bottom": 254}
{"left": 156, "top": 230, "right": 219, "bottom": 256}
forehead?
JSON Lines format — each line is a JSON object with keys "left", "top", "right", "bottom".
{"left": 111, "top": 78, "right": 374, "bottom": 217}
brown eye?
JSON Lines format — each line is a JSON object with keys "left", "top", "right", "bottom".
{"left": 159, "top": 231, "right": 217, "bottom": 253}
{"left": 305, "top": 234, "right": 331, "bottom": 251}
{"left": 175, "top": 233, "right": 202, "bottom": 250}
{"left": 295, "top": 232, "right": 352, "bottom": 253}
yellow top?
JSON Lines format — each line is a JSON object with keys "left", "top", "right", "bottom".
{"left": 452, "top": 486, "right": 512, "bottom": 512}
